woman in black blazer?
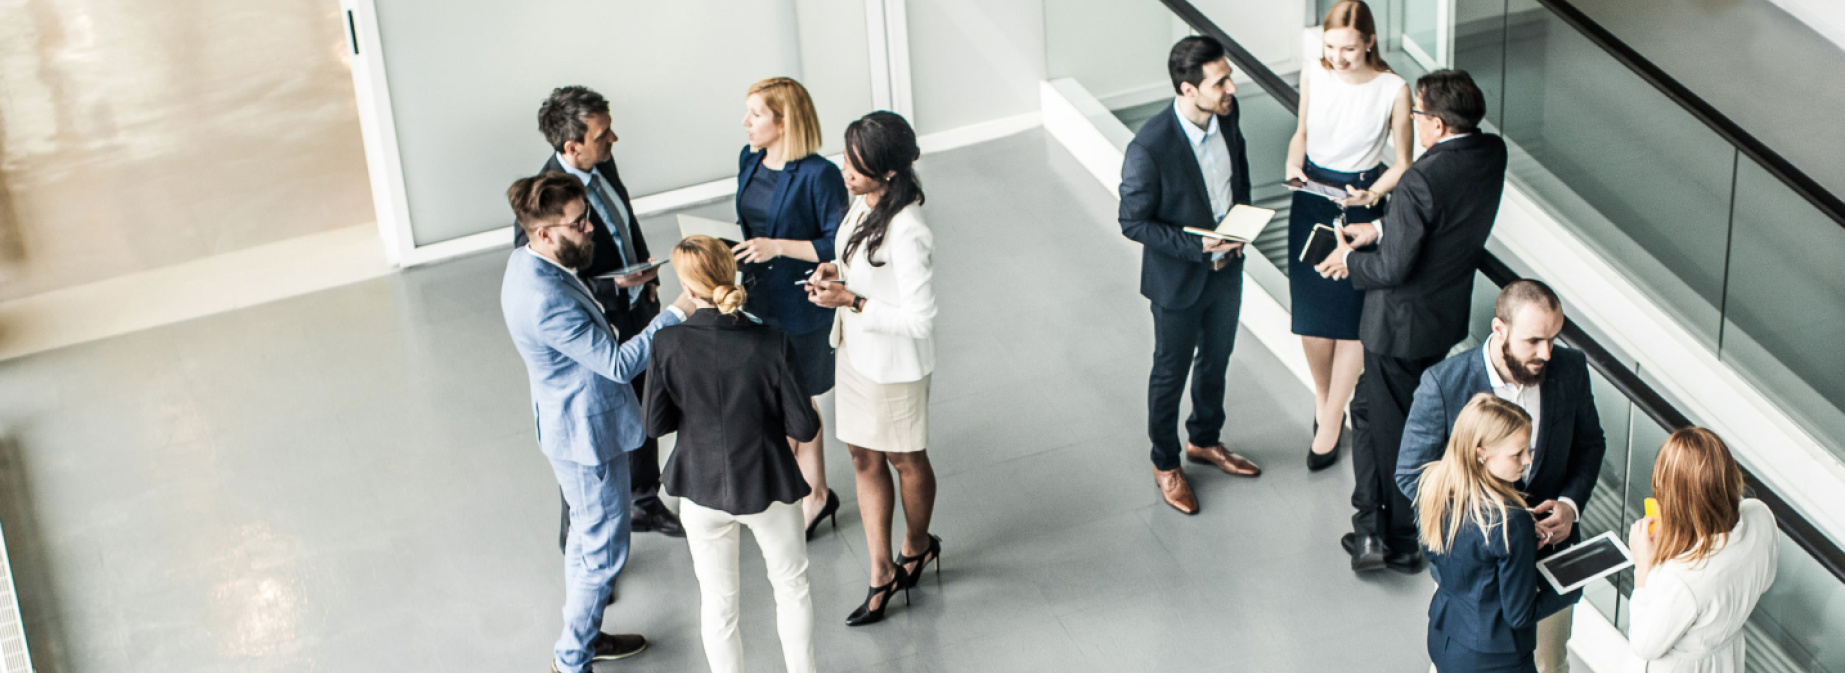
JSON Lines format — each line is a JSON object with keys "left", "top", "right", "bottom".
{"left": 1414, "top": 394, "right": 1577, "bottom": 673}
{"left": 732, "top": 77, "right": 850, "bottom": 538}
{"left": 644, "top": 235, "right": 822, "bottom": 673}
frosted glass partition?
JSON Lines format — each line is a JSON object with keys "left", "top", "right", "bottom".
{"left": 370, "top": 0, "right": 872, "bottom": 246}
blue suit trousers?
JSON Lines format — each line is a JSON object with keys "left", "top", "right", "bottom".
{"left": 550, "top": 456, "right": 633, "bottom": 673}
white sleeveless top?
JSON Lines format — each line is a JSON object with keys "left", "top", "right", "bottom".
{"left": 1304, "top": 64, "right": 1406, "bottom": 172}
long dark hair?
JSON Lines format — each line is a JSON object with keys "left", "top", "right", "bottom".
{"left": 842, "top": 111, "right": 924, "bottom": 267}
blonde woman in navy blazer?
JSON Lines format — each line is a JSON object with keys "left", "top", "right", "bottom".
{"left": 732, "top": 77, "right": 850, "bottom": 539}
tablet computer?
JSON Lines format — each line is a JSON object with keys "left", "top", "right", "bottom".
{"left": 1287, "top": 177, "right": 1349, "bottom": 202}
{"left": 594, "top": 258, "right": 669, "bottom": 279}
{"left": 1536, "top": 530, "right": 1635, "bottom": 594}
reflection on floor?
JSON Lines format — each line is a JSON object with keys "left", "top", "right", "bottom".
{"left": 0, "top": 130, "right": 1435, "bottom": 672}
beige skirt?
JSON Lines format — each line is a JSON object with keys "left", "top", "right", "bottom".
{"left": 834, "top": 340, "right": 931, "bottom": 453}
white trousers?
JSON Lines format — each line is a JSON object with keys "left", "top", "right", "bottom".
{"left": 680, "top": 499, "right": 817, "bottom": 673}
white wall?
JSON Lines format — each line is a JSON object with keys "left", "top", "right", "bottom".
{"left": 369, "top": 0, "right": 872, "bottom": 246}
{"left": 903, "top": 0, "right": 1046, "bottom": 136}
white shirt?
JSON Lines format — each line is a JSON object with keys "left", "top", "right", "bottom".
{"left": 555, "top": 153, "right": 642, "bottom": 304}
{"left": 1627, "top": 499, "right": 1778, "bottom": 673}
{"left": 1304, "top": 64, "right": 1405, "bottom": 172}
{"left": 1174, "top": 99, "right": 1235, "bottom": 263}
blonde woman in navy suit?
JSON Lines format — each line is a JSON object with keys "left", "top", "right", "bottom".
{"left": 733, "top": 77, "right": 850, "bottom": 539}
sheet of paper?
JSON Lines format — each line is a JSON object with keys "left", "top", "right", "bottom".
{"left": 677, "top": 214, "right": 744, "bottom": 242}
{"left": 1212, "top": 204, "right": 1277, "bottom": 242}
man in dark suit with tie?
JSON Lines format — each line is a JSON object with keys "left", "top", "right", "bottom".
{"left": 1316, "top": 70, "right": 1508, "bottom": 571}
{"left": 519, "top": 86, "right": 683, "bottom": 539}
{"left": 1119, "top": 36, "right": 1264, "bottom": 515}
{"left": 1396, "top": 280, "right": 1602, "bottom": 673}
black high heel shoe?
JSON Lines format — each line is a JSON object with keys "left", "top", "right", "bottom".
{"left": 896, "top": 535, "right": 942, "bottom": 589}
{"left": 845, "top": 564, "right": 910, "bottom": 627}
{"left": 1307, "top": 417, "right": 1344, "bottom": 472}
{"left": 805, "top": 489, "right": 840, "bottom": 541}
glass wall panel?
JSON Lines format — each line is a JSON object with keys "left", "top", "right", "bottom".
{"left": 1494, "top": 8, "right": 1735, "bottom": 350}
{"left": 1746, "top": 535, "right": 1845, "bottom": 672}
{"left": 1575, "top": 361, "right": 1633, "bottom": 624}
{"left": 1719, "top": 158, "right": 1845, "bottom": 463}
{"left": 1044, "top": 0, "right": 1177, "bottom": 108}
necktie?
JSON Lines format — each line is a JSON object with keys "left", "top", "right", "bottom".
{"left": 586, "top": 174, "right": 637, "bottom": 267}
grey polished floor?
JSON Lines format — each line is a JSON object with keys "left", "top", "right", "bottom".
{"left": 0, "top": 130, "right": 1434, "bottom": 672}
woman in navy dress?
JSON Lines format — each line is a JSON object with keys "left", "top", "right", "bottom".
{"left": 1284, "top": 0, "right": 1414, "bottom": 471}
{"left": 732, "top": 77, "right": 849, "bottom": 537}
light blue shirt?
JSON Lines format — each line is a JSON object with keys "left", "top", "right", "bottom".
{"left": 1175, "top": 99, "right": 1234, "bottom": 261}
{"left": 555, "top": 153, "right": 642, "bottom": 304}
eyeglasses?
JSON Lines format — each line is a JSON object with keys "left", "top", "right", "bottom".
{"left": 535, "top": 213, "right": 592, "bottom": 232}
{"left": 1411, "top": 109, "right": 1436, "bottom": 118}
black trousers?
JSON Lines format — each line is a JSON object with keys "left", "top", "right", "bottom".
{"left": 1146, "top": 268, "right": 1243, "bottom": 471}
{"left": 1351, "top": 350, "right": 1445, "bottom": 547}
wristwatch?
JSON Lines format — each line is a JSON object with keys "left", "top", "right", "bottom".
{"left": 849, "top": 296, "right": 866, "bottom": 313}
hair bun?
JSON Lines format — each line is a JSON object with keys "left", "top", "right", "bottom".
{"left": 712, "top": 284, "right": 747, "bottom": 315}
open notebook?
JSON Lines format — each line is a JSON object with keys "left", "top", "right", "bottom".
{"left": 1183, "top": 204, "right": 1277, "bottom": 243}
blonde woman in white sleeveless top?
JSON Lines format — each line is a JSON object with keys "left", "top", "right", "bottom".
{"left": 805, "top": 111, "right": 942, "bottom": 629}
{"left": 1285, "top": 0, "right": 1413, "bottom": 472}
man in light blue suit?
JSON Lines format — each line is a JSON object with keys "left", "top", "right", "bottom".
{"left": 500, "top": 172, "right": 692, "bottom": 673}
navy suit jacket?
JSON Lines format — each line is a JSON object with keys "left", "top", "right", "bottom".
{"left": 1118, "top": 100, "right": 1251, "bottom": 310}
{"left": 1397, "top": 345, "right": 1608, "bottom": 550}
{"left": 1427, "top": 508, "right": 1579, "bottom": 656}
{"left": 736, "top": 147, "right": 848, "bottom": 335}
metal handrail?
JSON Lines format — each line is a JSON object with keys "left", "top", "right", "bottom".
{"left": 1533, "top": 0, "right": 1845, "bottom": 229}
{"left": 1157, "top": 0, "right": 1845, "bottom": 584}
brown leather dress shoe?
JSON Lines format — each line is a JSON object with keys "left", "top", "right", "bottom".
{"left": 1186, "top": 443, "right": 1262, "bottom": 476}
{"left": 1154, "top": 467, "right": 1199, "bottom": 514}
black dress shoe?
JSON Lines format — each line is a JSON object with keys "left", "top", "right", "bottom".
{"left": 1385, "top": 546, "right": 1427, "bottom": 574}
{"left": 1343, "top": 533, "right": 1387, "bottom": 572}
{"left": 630, "top": 500, "right": 685, "bottom": 538}
{"left": 588, "top": 633, "right": 648, "bottom": 660}
{"left": 1306, "top": 418, "right": 1343, "bottom": 472}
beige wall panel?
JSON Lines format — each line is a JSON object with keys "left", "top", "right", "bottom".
{"left": 0, "top": 0, "right": 373, "bottom": 301}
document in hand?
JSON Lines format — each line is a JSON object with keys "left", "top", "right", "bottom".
{"left": 677, "top": 214, "right": 745, "bottom": 244}
{"left": 1183, "top": 204, "right": 1277, "bottom": 243}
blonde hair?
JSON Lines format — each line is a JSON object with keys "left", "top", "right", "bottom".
{"left": 1649, "top": 427, "right": 1744, "bottom": 569}
{"left": 1416, "top": 394, "right": 1532, "bottom": 555}
{"left": 747, "top": 77, "right": 822, "bottom": 161}
{"left": 671, "top": 235, "right": 746, "bottom": 315}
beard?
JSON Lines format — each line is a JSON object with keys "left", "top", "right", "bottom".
{"left": 1501, "top": 337, "right": 1548, "bottom": 386}
{"left": 554, "top": 236, "right": 596, "bottom": 271}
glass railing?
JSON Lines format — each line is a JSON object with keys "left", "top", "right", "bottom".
{"left": 1440, "top": 0, "right": 1845, "bottom": 475}
{"left": 1072, "top": 2, "right": 1845, "bottom": 670}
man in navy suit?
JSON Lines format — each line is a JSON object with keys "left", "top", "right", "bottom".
{"left": 501, "top": 172, "right": 693, "bottom": 672}
{"left": 518, "top": 86, "right": 684, "bottom": 539}
{"left": 1396, "top": 280, "right": 1603, "bottom": 673}
{"left": 1119, "top": 36, "right": 1264, "bottom": 515}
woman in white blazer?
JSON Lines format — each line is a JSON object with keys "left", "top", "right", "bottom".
{"left": 1627, "top": 427, "right": 1778, "bottom": 673}
{"left": 806, "top": 111, "right": 940, "bottom": 627}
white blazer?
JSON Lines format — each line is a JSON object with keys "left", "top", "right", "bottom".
{"left": 829, "top": 196, "right": 935, "bottom": 384}
{"left": 1627, "top": 498, "right": 1779, "bottom": 673}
